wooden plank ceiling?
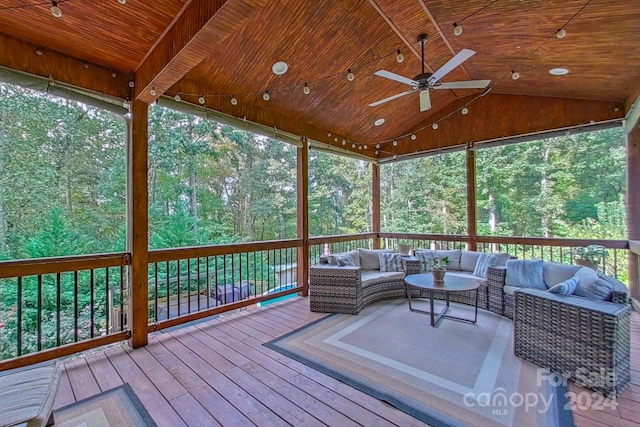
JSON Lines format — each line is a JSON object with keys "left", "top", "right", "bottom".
{"left": 0, "top": 0, "right": 638, "bottom": 160}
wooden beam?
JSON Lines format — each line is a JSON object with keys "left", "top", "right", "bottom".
{"left": 372, "top": 163, "right": 381, "bottom": 249}
{"left": 297, "top": 139, "right": 309, "bottom": 297}
{"left": 135, "top": 0, "right": 266, "bottom": 103}
{"left": 627, "top": 124, "right": 640, "bottom": 300}
{"left": 128, "top": 100, "right": 149, "bottom": 348}
{"left": 0, "top": 33, "right": 131, "bottom": 99}
{"left": 393, "top": 94, "right": 624, "bottom": 156}
{"left": 466, "top": 147, "right": 477, "bottom": 251}
{"left": 625, "top": 75, "right": 640, "bottom": 134}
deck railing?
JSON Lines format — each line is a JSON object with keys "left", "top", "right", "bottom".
{"left": 0, "top": 253, "right": 130, "bottom": 369}
{"left": 0, "top": 233, "right": 631, "bottom": 369}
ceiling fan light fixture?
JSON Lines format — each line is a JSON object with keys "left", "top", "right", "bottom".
{"left": 511, "top": 70, "right": 520, "bottom": 80}
{"left": 396, "top": 50, "right": 404, "bottom": 63}
{"left": 453, "top": 22, "right": 463, "bottom": 36}
{"left": 231, "top": 95, "right": 238, "bottom": 105}
{"left": 50, "top": 1, "right": 62, "bottom": 18}
{"left": 272, "top": 61, "right": 288, "bottom": 75}
{"left": 347, "top": 69, "right": 355, "bottom": 81}
{"left": 303, "top": 83, "right": 310, "bottom": 95}
{"left": 556, "top": 29, "right": 567, "bottom": 39}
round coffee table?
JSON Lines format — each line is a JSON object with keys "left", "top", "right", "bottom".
{"left": 404, "top": 273, "right": 480, "bottom": 326}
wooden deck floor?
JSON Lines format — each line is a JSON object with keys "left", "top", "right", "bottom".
{"left": 55, "top": 297, "right": 640, "bottom": 427}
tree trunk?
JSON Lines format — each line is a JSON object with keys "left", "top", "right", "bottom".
{"left": 488, "top": 193, "right": 498, "bottom": 252}
{"left": 188, "top": 158, "right": 198, "bottom": 222}
{"left": 540, "top": 147, "right": 551, "bottom": 238}
{"left": 0, "top": 92, "right": 7, "bottom": 254}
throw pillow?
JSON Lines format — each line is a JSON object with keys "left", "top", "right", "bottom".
{"left": 542, "top": 262, "right": 581, "bottom": 288}
{"left": 573, "top": 267, "right": 613, "bottom": 301}
{"left": 358, "top": 248, "right": 393, "bottom": 270}
{"left": 379, "top": 253, "right": 403, "bottom": 272}
{"left": 473, "top": 253, "right": 497, "bottom": 278}
{"left": 505, "top": 259, "right": 545, "bottom": 289}
{"left": 336, "top": 254, "right": 356, "bottom": 266}
{"left": 415, "top": 250, "right": 434, "bottom": 272}
{"left": 547, "top": 277, "right": 579, "bottom": 295}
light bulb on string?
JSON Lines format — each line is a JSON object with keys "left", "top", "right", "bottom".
{"left": 347, "top": 69, "right": 355, "bottom": 81}
{"left": 198, "top": 95, "right": 205, "bottom": 105}
{"left": 50, "top": 1, "right": 62, "bottom": 18}
{"left": 432, "top": 123, "right": 438, "bottom": 130}
{"left": 511, "top": 70, "right": 520, "bottom": 80}
{"left": 303, "top": 83, "right": 310, "bottom": 95}
{"left": 375, "top": 144, "right": 380, "bottom": 149}
{"left": 364, "top": 145, "right": 368, "bottom": 149}
{"left": 117, "top": 0, "right": 126, "bottom": 4}
{"left": 461, "top": 107, "right": 469, "bottom": 115}
{"left": 392, "top": 140, "right": 397, "bottom": 146}
{"left": 375, "top": 150, "right": 379, "bottom": 155}
{"left": 263, "top": 91, "right": 270, "bottom": 101}
{"left": 411, "top": 134, "right": 416, "bottom": 140}
{"left": 453, "top": 22, "right": 462, "bottom": 36}
{"left": 150, "top": 88, "right": 156, "bottom": 96}
{"left": 556, "top": 29, "right": 566, "bottom": 39}
{"left": 231, "top": 95, "right": 238, "bottom": 105}
{"left": 174, "top": 94, "right": 181, "bottom": 102}
{"left": 342, "top": 140, "right": 346, "bottom": 145}
{"left": 352, "top": 144, "right": 356, "bottom": 148}
{"left": 396, "top": 50, "right": 404, "bottom": 63}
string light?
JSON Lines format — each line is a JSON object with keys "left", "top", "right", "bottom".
{"left": 396, "top": 50, "right": 404, "bottom": 63}
{"left": 511, "top": 70, "right": 520, "bottom": 80}
{"left": 263, "top": 91, "right": 270, "bottom": 101}
{"left": 303, "top": 83, "right": 310, "bottom": 95}
{"left": 150, "top": 88, "right": 156, "bottom": 96}
{"left": 375, "top": 144, "right": 380, "bottom": 149}
{"left": 375, "top": 150, "right": 379, "bottom": 155}
{"left": 174, "top": 94, "right": 181, "bottom": 102}
{"left": 352, "top": 143, "right": 356, "bottom": 148}
{"left": 128, "top": 81, "right": 135, "bottom": 88}
{"left": 363, "top": 145, "right": 368, "bottom": 149}
{"left": 432, "top": 123, "right": 438, "bottom": 130}
{"left": 111, "top": 71, "right": 117, "bottom": 78}
{"left": 453, "top": 23, "right": 463, "bottom": 36}
{"left": 556, "top": 28, "right": 567, "bottom": 39}
{"left": 36, "top": 49, "right": 43, "bottom": 56}
{"left": 198, "top": 95, "right": 205, "bottom": 104}
{"left": 461, "top": 107, "right": 469, "bottom": 115}
{"left": 358, "top": 145, "right": 362, "bottom": 150}
{"left": 347, "top": 69, "right": 355, "bottom": 81}
{"left": 50, "top": 1, "right": 62, "bottom": 18}
{"left": 231, "top": 95, "right": 238, "bottom": 105}
{"left": 117, "top": 0, "right": 126, "bottom": 4}
{"left": 410, "top": 134, "right": 416, "bottom": 140}
{"left": 342, "top": 140, "right": 346, "bottom": 145}
{"left": 392, "top": 140, "right": 397, "bottom": 146}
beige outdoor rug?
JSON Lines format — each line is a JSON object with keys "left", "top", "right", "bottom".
{"left": 54, "top": 384, "right": 156, "bottom": 427}
{"left": 266, "top": 299, "right": 573, "bottom": 427}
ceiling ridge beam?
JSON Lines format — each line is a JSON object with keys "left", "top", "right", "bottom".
{"left": 135, "top": 0, "right": 267, "bottom": 103}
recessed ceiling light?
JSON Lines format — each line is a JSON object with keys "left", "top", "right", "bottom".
{"left": 272, "top": 61, "right": 288, "bottom": 75}
{"left": 374, "top": 118, "right": 385, "bottom": 126}
{"left": 549, "top": 68, "right": 569, "bottom": 76}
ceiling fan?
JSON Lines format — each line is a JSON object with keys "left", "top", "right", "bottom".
{"left": 369, "top": 34, "right": 490, "bottom": 112}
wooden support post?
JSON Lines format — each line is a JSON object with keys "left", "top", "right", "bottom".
{"left": 372, "top": 163, "right": 381, "bottom": 249}
{"left": 466, "top": 146, "right": 478, "bottom": 251}
{"left": 297, "top": 138, "right": 309, "bottom": 297}
{"left": 128, "top": 100, "right": 149, "bottom": 348}
{"left": 627, "top": 122, "right": 640, "bottom": 299}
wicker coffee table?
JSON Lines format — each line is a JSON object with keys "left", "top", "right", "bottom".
{"left": 404, "top": 273, "right": 480, "bottom": 326}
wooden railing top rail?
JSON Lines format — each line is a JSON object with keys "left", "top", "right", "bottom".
{"left": 0, "top": 252, "right": 130, "bottom": 279}
{"left": 148, "top": 238, "right": 303, "bottom": 263}
{"left": 378, "top": 232, "right": 468, "bottom": 242}
{"left": 309, "top": 232, "right": 376, "bottom": 245}
{"left": 475, "top": 236, "right": 629, "bottom": 249}
{"left": 630, "top": 240, "right": 640, "bottom": 255}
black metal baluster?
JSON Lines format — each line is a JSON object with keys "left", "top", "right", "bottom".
{"left": 74, "top": 271, "right": 78, "bottom": 342}
{"left": 119, "top": 266, "right": 124, "bottom": 331}
{"left": 154, "top": 263, "right": 159, "bottom": 322}
{"left": 90, "top": 269, "right": 95, "bottom": 338}
{"left": 17, "top": 277, "right": 23, "bottom": 356}
{"left": 197, "top": 257, "right": 201, "bottom": 312}
{"left": 56, "top": 273, "right": 61, "bottom": 345}
{"left": 105, "top": 268, "right": 110, "bottom": 335}
{"left": 267, "top": 250, "right": 270, "bottom": 291}
{"left": 165, "top": 261, "right": 170, "bottom": 320}
{"left": 187, "top": 258, "right": 191, "bottom": 314}
{"left": 215, "top": 256, "right": 219, "bottom": 306}
{"left": 37, "top": 275, "right": 42, "bottom": 351}
{"left": 177, "top": 260, "right": 181, "bottom": 317}
{"left": 239, "top": 252, "right": 243, "bottom": 300}
{"left": 231, "top": 253, "right": 236, "bottom": 302}
{"left": 206, "top": 257, "right": 210, "bottom": 309}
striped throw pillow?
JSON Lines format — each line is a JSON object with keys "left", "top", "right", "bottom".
{"left": 415, "top": 250, "right": 435, "bottom": 272}
{"left": 379, "top": 253, "right": 403, "bottom": 272}
{"left": 547, "top": 277, "right": 579, "bottom": 295}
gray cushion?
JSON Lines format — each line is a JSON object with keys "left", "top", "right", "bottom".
{"left": 548, "top": 277, "right": 579, "bottom": 295}
{"left": 379, "top": 253, "right": 403, "bottom": 272}
{"left": 361, "top": 270, "right": 405, "bottom": 287}
{"left": 460, "top": 251, "right": 482, "bottom": 272}
{"left": 329, "top": 250, "right": 359, "bottom": 267}
{"left": 473, "top": 253, "right": 497, "bottom": 278}
{"left": 0, "top": 361, "right": 61, "bottom": 427}
{"left": 415, "top": 249, "right": 461, "bottom": 270}
{"left": 493, "top": 253, "right": 512, "bottom": 267}
{"left": 573, "top": 267, "right": 614, "bottom": 301}
{"left": 415, "top": 251, "right": 433, "bottom": 272}
{"left": 503, "top": 285, "right": 519, "bottom": 296}
{"left": 542, "top": 262, "right": 581, "bottom": 288}
{"left": 505, "top": 259, "right": 545, "bottom": 289}
{"left": 358, "top": 248, "right": 393, "bottom": 270}
{"left": 336, "top": 254, "right": 356, "bottom": 266}
{"left": 445, "top": 271, "right": 488, "bottom": 286}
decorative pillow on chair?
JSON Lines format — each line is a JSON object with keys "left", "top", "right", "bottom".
{"left": 505, "top": 259, "right": 545, "bottom": 289}
{"left": 547, "top": 277, "right": 579, "bottom": 295}
{"left": 415, "top": 250, "right": 434, "bottom": 272}
{"left": 473, "top": 253, "right": 497, "bottom": 278}
{"left": 336, "top": 254, "right": 356, "bottom": 266}
{"left": 379, "top": 253, "right": 403, "bottom": 272}
{"left": 573, "top": 267, "right": 614, "bottom": 301}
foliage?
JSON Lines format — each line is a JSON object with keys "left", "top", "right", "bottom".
{"left": 572, "top": 245, "right": 608, "bottom": 264}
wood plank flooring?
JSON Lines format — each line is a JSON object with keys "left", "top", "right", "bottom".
{"left": 55, "top": 297, "right": 640, "bottom": 427}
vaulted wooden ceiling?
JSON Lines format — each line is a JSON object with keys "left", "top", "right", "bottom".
{"left": 1, "top": 0, "right": 638, "bottom": 160}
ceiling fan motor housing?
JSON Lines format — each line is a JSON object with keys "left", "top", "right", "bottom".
{"left": 413, "top": 72, "right": 433, "bottom": 89}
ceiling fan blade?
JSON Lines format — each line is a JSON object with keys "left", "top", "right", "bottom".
{"left": 433, "top": 80, "right": 491, "bottom": 90}
{"left": 428, "top": 49, "right": 476, "bottom": 84}
{"left": 419, "top": 89, "right": 431, "bottom": 112}
{"left": 374, "top": 70, "right": 418, "bottom": 87}
{"left": 369, "top": 89, "right": 416, "bottom": 107}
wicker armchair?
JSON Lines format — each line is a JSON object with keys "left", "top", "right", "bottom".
{"left": 514, "top": 288, "right": 631, "bottom": 396}
{"left": 309, "top": 257, "right": 420, "bottom": 314}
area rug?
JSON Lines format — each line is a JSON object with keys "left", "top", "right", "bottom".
{"left": 54, "top": 384, "right": 156, "bottom": 427}
{"left": 265, "top": 299, "right": 573, "bottom": 427}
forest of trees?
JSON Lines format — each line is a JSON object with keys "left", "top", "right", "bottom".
{"left": 0, "top": 83, "right": 627, "bottom": 359}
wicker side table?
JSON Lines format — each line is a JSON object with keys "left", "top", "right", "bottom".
{"left": 514, "top": 288, "right": 631, "bottom": 397}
